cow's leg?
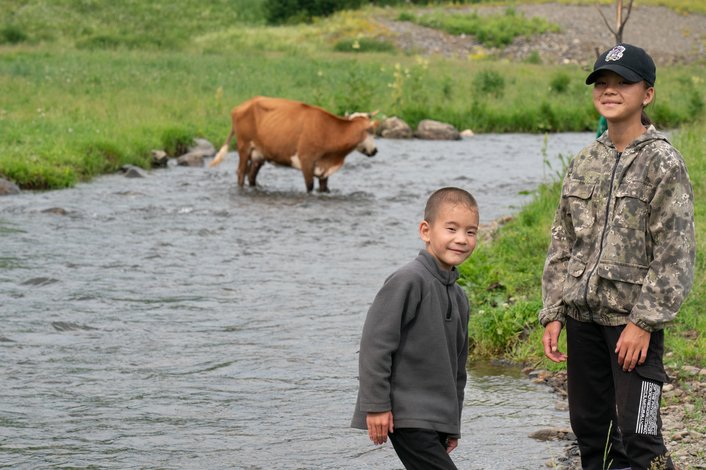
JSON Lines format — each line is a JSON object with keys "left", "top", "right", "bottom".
{"left": 317, "top": 177, "right": 329, "bottom": 193}
{"left": 301, "top": 163, "right": 316, "bottom": 193}
{"left": 236, "top": 142, "right": 251, "bottom": 187}
{"left": 248, "top": 159, "right": 264, "bottom": 186}
{"left": 247, "top": 148, "right": 266, "bottom": 187}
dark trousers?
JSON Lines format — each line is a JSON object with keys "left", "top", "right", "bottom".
{"left": 389, "top": 428, "right": 457, "bottom": 470}
{"left": 566, "top": 317, "right": 674, "bottom": 470}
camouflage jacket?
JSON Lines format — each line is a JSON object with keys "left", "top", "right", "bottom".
{"left": 539, "top": 126, "right": 695, "bottom": 332}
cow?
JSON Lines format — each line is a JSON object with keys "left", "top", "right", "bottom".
{"left": 208, "top": 96, "right": 378, "bottom": 192}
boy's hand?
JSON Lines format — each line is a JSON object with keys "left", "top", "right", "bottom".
{"left": 542, "top": 321, "right": 567, "bottom": 363}
{"left": 615, "top": 322, "right": 650, "bottom": 372}
{"left": 446, "top": 437, "right": 458, "bottom": 453}
{"left": 366, "top": 411, "right": 394, "bottom": 445}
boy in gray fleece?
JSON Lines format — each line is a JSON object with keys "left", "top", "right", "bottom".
{"left": 351, "top": 187, "right": 479, "bottom": 470}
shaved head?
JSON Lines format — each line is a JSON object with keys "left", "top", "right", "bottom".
{"left": 424, "top": 187, "right": 478, "bottom": 223}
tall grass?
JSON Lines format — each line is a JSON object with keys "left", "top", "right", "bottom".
{"left": 459, "top": 118, "right": 706, "bottom": 368}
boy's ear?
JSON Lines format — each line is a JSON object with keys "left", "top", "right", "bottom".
{"left": 419, "top": 220, "right": 431, "bottom": 243}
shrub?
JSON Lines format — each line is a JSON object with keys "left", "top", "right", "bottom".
{"left": 264, "top": 0, "right": 364, "bottom": 24}
{"left": 473, "top": 70, "right": 505, "bottom": 97}
{"left": 525, "top": 51, "right": 542, "bottom": 64}
{"left": 333, "top": 37, "right": 396, "bottom": 53}
{"left": 0, "top": 25, "right": 28, "bottom": 44}
{"left": 549, "top": 72, "right": 571, "bottom": 93}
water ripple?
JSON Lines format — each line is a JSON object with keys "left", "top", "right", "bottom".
{"left": 0, "top": 134, "right": 591, "bottom": 469}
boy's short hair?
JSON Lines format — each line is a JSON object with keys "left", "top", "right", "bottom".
{"left": 424, "top": 187, "right": 478, "bottom": 223}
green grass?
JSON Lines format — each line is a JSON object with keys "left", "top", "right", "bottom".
{"left": 0, "top": 1, "right": 704, "bottom": 190}
{"left": 459, "top": 118, "right": 706, "bottom": 369}
{"left": 1, "top": 45, "right": 701, "bottom": 189}
{"left": 0, "top": 0, "right": 266, "bottom": 49}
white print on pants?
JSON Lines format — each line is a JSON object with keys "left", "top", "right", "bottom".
{"left": 635, "top": 381, "right": 660, "bottom": 436}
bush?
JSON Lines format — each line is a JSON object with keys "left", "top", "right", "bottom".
{"left": 333, "top": 37, "right": 396, "bottom": 53}
{"left": 0, "top": 25, "right": 28, "bottom": 44}
{"left": 549, "top": 72, "right": 571, "bottom": 94}
{"left": 264, "top": 0, "right": 364, "bottom": 24}
{"left": 525, "top": 50, "right": 542, "bottom": 64}
{"left": 473, "top": 70, "right": 505, "bottom": 97}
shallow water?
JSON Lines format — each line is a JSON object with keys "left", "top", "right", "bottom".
{"left": 0, "top": 133, "right": 592, "bottom": 469}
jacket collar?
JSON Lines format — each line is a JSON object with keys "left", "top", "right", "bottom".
{"left": 416, "top": 250, "right": 459, "bottom": 286}
{"left": 597, "top": 124, "right": 669, "bottom": 152}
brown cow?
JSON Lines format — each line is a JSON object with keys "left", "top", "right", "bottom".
{"left": 208, "top": 96, "right": 378, "bottom": 192}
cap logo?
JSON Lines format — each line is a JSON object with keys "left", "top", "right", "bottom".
{"left": 605, "top": 45, "right": 625, "bottom": 62}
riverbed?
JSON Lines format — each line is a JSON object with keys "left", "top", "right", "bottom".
{"left": 0, "top": 133, "right": 593, "bottom": 469}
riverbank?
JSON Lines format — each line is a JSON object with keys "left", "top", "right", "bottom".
{"left": 526, "top": 364, "right": 706, "bottom": 469}
{"left": 465, "top": 120, "right": 706, "bottom": 468}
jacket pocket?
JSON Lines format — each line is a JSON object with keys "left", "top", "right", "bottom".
{"left": 613, "top": 180, "right": 652, "bottom": 230}
{"left": 567, "top": 257, "right": 587, "bottom": 278}
{"left": 565, "top": 180, "right": 595, "bottom": 231}
{"left": 562, "top": 257, "right": 587, "bottom": 306}
{"left": 602, "top": 224, "right": 649, "bottom": 267}
{"left": 594, "top": 262, "right": 648, "bottom": 313}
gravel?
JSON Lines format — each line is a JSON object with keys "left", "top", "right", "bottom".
{"left": 375, "top": 4, "right": 706, "bottom": 66}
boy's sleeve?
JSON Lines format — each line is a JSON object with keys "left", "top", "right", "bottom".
{"left": 629, "top": 155, "right": 696, "bottom": 331}
{"left": 539, "top": 166, "right": 575, "bottom": 326}
{"left": 357, "top": 271, "right": 419, "bottom": 413}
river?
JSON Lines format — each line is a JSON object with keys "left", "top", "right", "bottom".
{"left": 0, "top": 133, "right": 593, "bottom": 469}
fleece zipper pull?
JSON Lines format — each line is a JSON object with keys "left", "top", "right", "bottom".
{"left": 446, "top": 285, "right": 453, "bottom": 320}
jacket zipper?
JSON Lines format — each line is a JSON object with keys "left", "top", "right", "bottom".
{"left": 582, "top": 150, "right": 622, "bottom": 319}
{"left": 445, "top": 285, "right": 453, "bottom": 320}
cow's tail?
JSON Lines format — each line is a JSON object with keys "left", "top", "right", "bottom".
{"left": 208, "top": 128, "right": 235, "bottom": 168}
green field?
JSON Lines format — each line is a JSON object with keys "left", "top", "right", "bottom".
{"left": 2, "top": 0, "right": 704, "bottom": 189}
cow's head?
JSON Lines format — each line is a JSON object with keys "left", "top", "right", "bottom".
{"left": 348, "top": 112, "right": 379, "bottom": 158}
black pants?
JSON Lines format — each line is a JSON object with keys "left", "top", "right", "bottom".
{"left": 389, "top": 428, "right": 457, "bottom": 470}
{"left": 566, "top": 317, "right": 674, "bottom": 470}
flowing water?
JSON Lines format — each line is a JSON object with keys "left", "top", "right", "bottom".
{"left": 0, "top": 133, "right": 593, "bottom": 469}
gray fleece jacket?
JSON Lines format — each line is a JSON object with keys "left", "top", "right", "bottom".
{"left": 351, "top": 250, "right": 470, "bottom": 438}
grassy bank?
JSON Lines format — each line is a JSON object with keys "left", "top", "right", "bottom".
{"left": 1, "top": 47, "right": 703, "bottom": 189}
{"left": 459, "top": 118, "right": 706, "bottom": 370}
{"left": 1, "top": 1, "right": 705, "bottom": 189}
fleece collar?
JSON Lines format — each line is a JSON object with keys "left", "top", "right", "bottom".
{"left": 416, "top": 250, "right": 459, "bottom": 286}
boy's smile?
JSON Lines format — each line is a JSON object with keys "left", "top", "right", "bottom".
{"left": 592, "top": 70, "right": 653, "bottom": 124}
{"left": 419, "top": 203, "right": 479, "bottom": 271}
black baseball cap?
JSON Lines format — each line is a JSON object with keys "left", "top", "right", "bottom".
{"left": 585, "top": 43, "right": 656, "bottom": 86}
